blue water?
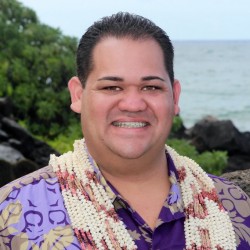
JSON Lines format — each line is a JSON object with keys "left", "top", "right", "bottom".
{"left": 173, "top": 40, "right": 250, "bottom": 132}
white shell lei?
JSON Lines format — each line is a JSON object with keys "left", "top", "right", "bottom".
{"left": 167, "top": 146, "right": 236, "bottom": 250}
{"left": 49, "top": 139, "right": 236, "bottom": 250}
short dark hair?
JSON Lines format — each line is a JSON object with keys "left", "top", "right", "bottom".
{"left": 76, "top": 12, "right": 174, "bottom": 86}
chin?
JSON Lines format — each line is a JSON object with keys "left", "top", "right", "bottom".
{"left": 107, "top": 143, "right": 150, "bottom": 160}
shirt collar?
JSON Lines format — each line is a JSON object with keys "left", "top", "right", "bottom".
{"left": 88, "top": 149, "right": 182, "bottom": 207}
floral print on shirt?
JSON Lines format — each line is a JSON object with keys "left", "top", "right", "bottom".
{"left": 1, "top": 158, "right": 250, "bottom": 249}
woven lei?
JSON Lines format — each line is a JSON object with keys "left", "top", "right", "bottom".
{"left": 49, "top": 139, "right": 236, "bottom": 250}
{"left": 167, "top": 146, "right": 236, "bottom": 250}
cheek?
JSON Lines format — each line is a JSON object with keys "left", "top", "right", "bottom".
{"left": 82, "top": 95, "right": 101, "bottom": 116}
{"left": 151, "top": 97, "right": 174, "bottom": 117}
{"left": 84, "top": 97, "right": 112, "bottom": 125}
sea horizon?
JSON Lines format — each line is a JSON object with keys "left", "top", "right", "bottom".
{"left": 173, "top": 40, "right": 250, "bottom": 132}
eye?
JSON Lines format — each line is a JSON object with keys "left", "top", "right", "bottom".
{"left": 142, "top": 85, "right": 162, "bottom": 91}
{"left": 102, "top": 86, "right": 122, "bottom": 91}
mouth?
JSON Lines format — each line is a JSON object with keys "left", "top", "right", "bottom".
{"left": 112, "top": 121, "right": 149, "bottom": 128}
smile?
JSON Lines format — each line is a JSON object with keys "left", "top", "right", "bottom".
{"left": 112, "top": 121, "right": 149, "bottom": 128}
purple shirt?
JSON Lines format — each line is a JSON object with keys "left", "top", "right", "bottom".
{"left": 0, "top": 154, "right": 250, "bottom": 249}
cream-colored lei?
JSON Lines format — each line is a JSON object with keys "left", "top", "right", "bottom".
{"left": 49, "top": 139, "right": 236, "bottom": 250}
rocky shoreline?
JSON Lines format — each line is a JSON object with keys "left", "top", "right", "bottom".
{"left": 1, "top": 97, "right": 250, "bottom": 195}
{"left": 0, "top": 97, "right": 59, "bottom": 187}
{"left": 182, "top": 115, "right": 250, "bottom": 172}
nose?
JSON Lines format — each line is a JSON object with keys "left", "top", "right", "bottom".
{"left": 118, "top": 90, "right": 147, "bottom": 112}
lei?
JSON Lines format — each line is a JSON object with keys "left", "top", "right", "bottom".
{"left": 49, "top": 139, "right": 236, "bottom": 250}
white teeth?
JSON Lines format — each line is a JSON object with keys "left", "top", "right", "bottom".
{"left": 112, "top": 121, "right": 148, "bottom": 128}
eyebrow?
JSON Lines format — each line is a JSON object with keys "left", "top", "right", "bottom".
{"left": 97, "top": 76, "right": 123, "bottom": 81}
{"left": 97, "top": 75, "right": 165, "bottom": 82}
{"left": 142, "top": 76, "right": 165, "bottom": 82}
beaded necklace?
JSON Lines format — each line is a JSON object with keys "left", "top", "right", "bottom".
{"left": 49, "top": 139, "right": 236, "bottom": 250}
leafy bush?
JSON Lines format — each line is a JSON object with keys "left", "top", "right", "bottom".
{"left": 195, "top": 151, "right": 228, "bottom": 176}
{"left": 167, "top": 139, "right": 227, "bottom": 175}
{"left": 43, "top": 122, "right": 82, "bottom": 153}
{"left": 171, "top": 116, "right": 184, "bottom": 133}
{"left": 1, "top": 0, "right": 78, "bottom": 138}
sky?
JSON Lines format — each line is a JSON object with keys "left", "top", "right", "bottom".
{"left": 18, "top": 0, "right": 250, "bottom": 41}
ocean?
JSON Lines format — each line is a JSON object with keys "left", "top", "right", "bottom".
{"left": 173, "top": 40, "right": 250, "bottom": 132}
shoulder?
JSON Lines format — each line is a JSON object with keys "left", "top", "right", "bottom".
{"left": 0, "top": 166, "right": 80, "bottom": 249}
{"left": 0, "top": 165, "right": 57, "bottom": 205}
{"left": 209, "top": 174, "right": 250, "bottom": 248}
{"left": 209, "top": 174, "right": 250, "bottom": 208}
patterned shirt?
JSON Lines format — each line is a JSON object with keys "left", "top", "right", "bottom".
{"left": 0, "top": 154, "right": 250, "bottom": 249}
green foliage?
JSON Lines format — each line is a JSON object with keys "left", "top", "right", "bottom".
{"left": 167, "top": 139, "right": 197, "bottom": 156}
{"left": 167, "top": 139, "right": 227, "bottom": 175}
{"left": 0, "top": 0, "right": 78, "bottom": 138}
{"left": 42, "top": 122, "right": 82, "bottom": 153}
{"left": 171, "top": 116, "right": 183, "bottom": 133}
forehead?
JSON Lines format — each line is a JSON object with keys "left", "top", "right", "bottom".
{"left": 94, "top": 36, "right": 162, "bottom": 53}
{"left": 91, "top": 37, "right": 165, "bottom": 68}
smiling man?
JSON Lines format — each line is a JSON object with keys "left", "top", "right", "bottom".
{"left": 1, "top": 13, "right": 250, "bottom": 250}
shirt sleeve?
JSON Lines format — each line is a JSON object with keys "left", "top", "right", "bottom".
{"left": 212, "top": 175, "right": 250, "bottom": 249}
{"left": 0, "top": 167, "right": 80, "bottom": 250}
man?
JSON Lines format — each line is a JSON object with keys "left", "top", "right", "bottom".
{"left": 0, "top": 12, "right": 249, "bottom": 250}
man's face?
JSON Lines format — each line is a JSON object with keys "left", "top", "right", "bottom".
{"left": 69, "top": 37, "right": 180, "bottom": 163}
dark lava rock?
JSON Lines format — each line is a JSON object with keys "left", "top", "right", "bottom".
{"left": 187, "top": 116, "right": 250, "bottom": 172}
{"left": 0, "top": 117, "right": 59, "bottom": 166}
{"left": 0, "top": 97, "right": 13, "bottom": 117}
{"left": 13, "top": 159, "right": 38, "bottom": 179}
{"left": 0, "top": 144, "right": 25, "bottom": 164}
{"left": 0, "top": 160, "right": 14, "bottom": 187}
{"left": 221, "top": 169, "right": 250, "bottom": 197}
{"left": 188, "top": 116, "right": 241, "bottom": 153}
{"left": 0, "top": 111, "right": 59, "bottom": 187}
{"left": 1, "top": 117, "right": 34, "bottom": 143}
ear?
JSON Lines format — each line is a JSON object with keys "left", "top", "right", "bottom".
{"left": 68, "top": 77, "right": 83, "bottom": 113}
{"left": 173, "top": 79, "right": 181, "bottom": 115}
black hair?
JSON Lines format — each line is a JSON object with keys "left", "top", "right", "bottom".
{"left": 76, "top": 12, "right": 174, "bottom": 86}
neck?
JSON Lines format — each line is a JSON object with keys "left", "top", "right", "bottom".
{"left": 99, "top": 149, "right": 170, "bottom": 229}
{"left": 89, "top": 140, "right": 167, "bottom": 176}
{"left": 99, "top": 150, "right": 169, "bottom": 191}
